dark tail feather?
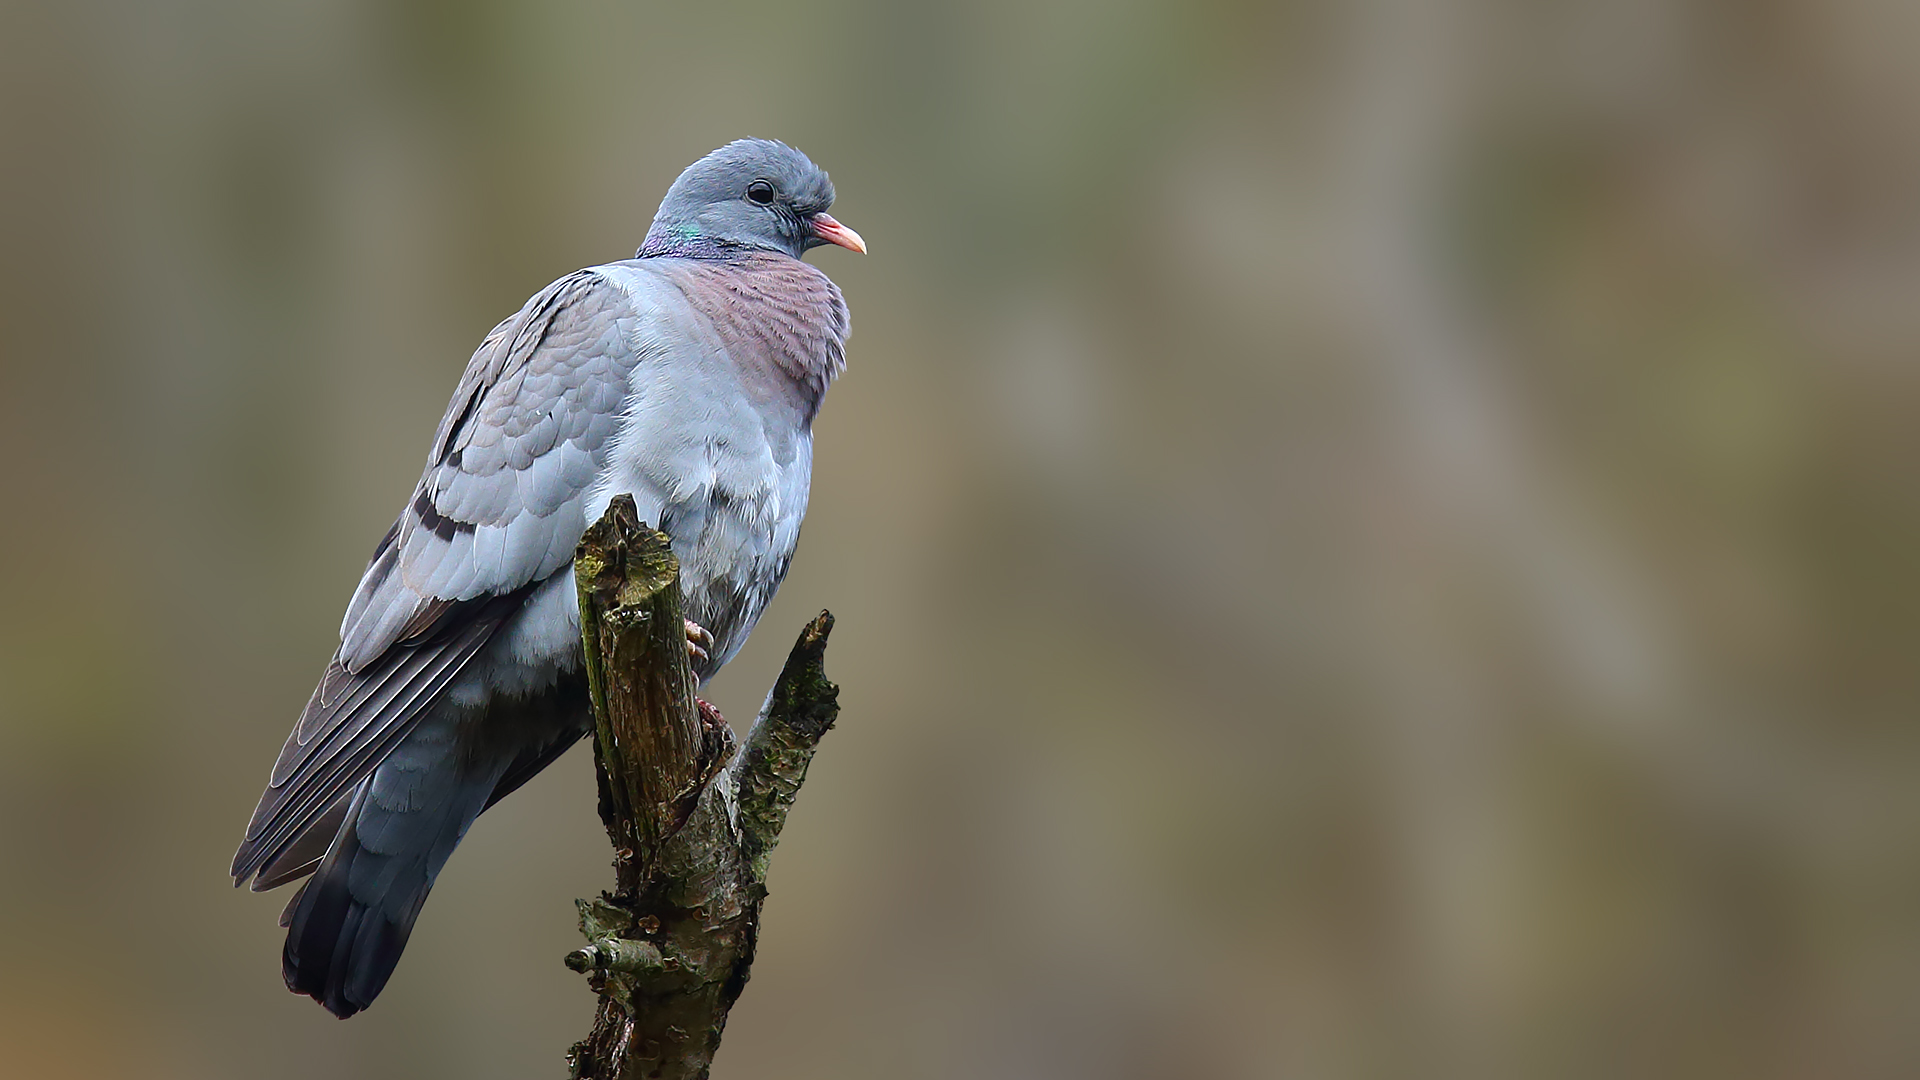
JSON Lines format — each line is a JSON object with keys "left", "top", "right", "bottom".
{"left": 278, "top": 879, "right": 307, "bottom": 928}
{"left": 282, "top": 780, "right": 386, "bottom": 1017}
{"left": 277, "top": 708, "right": 549, "bottom": 1018}
{"left": 282, "top": 776, "right": 452, "bottom": 1019}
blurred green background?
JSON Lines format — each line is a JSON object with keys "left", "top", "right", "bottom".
{"left": 3, "top": 0, "right": 1918, "bottom": 1077}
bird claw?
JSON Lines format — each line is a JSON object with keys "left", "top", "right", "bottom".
{"left": 684, "top": 619, "right": 714, "bottom": 665}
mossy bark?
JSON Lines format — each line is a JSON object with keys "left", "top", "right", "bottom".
{"left": 567, "top": 494, "right": 842, "bottom": 1080}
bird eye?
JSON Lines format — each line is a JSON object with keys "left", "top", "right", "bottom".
{"left": 746, "top": 181, "right": 776, "bottom": 205}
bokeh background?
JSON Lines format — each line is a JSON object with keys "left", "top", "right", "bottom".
{"left": 3, "top": 0, "right": 1918, "bottom": 1076}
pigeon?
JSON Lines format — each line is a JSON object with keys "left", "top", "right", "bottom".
{"left": 230, "top": 139, "right": 863, "bottom": 1019}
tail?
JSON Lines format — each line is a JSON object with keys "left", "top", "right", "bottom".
{"left": 282, "top": 726, "right": 496, "bottom": 1018}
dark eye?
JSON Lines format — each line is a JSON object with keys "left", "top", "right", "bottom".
{"left": 746, "top": 180, "right": 776, "bottom": 205}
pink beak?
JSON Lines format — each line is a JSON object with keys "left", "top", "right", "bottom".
{"left": 810, "top": 213, "right": 867, "bottom": 254}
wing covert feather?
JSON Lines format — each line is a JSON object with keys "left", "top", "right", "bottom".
{"left": 339, "top": 270, "right": 640, "bottom": 673}
{"left": 235, "top": 266, "right": 656, "bottom": 888}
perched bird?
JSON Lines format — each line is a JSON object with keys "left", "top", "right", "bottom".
{"left": 231, "top": 139, "right": 863, "bottom": 1018}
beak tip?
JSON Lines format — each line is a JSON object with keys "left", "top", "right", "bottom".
{"left": 811, "top": 213, "right": 867, "bottom": 255}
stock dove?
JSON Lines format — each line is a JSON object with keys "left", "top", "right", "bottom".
{"left": 231, "top": 139, "right": 863, "bottom": 1018}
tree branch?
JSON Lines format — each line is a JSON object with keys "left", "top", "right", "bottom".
{"left": 566, "top": 494, "right": 842, "bottom": 1080}
{"left": 733, "top": 613, "right": 840, "bottom": 883}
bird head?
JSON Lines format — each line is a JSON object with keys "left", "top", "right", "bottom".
{"left": 640, "top": 139, "right": 866, "bottom": 260}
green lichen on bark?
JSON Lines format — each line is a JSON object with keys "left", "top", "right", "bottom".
{"left": 566, "top": 497, "right": 844, "bottom": 1080}
{"left": 732, "top": 611, "right": 841, "bottom": 884}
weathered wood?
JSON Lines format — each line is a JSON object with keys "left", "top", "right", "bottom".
{"left": 572, "top": 494, "right": 720, "bottom": 895}
{"left": 733, "top": 614, "right": 840, "bottom": 884}
{"left": 567, "top": 494, "right": 842, "bottom": 1080}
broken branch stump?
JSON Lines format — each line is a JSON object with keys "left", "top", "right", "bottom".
{"left": 566, "top": 493, "right": 842, "bottom": 1080}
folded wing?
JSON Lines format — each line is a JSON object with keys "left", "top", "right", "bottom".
{"left": 233, "top": 270, "right": 641, "bottom": 888}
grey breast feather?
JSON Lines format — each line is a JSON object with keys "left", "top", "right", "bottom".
{"left": 587, "top": 257, "right": 837, "bottom": 674}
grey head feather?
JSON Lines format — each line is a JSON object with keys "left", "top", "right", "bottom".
{"left": 639, "top": 139, "right": 837, "bottom": 260}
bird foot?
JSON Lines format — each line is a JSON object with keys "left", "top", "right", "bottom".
{"left": 695, "top": 696, "right": 726, "bottom": 729}
{"left": 684, "top": 619, "right": 714, "bottom": 665}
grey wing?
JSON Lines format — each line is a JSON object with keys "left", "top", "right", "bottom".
{"left": 340, "top": 271, "right": 640, "bottom": 672}
{"left": 232, "top": 270, "right": 640, "bottom": 888}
